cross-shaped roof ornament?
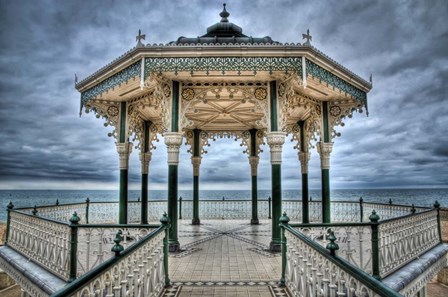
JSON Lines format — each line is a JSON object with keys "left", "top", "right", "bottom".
{"left": 136, "top": 29, "right": 146, "bottom": 47}
{"left": 302, "top": 29, "right": 312, "bottom": 45}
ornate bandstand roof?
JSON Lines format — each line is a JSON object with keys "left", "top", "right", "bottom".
{"left": 76, "top": 4, "right": 372, "bottom": 145}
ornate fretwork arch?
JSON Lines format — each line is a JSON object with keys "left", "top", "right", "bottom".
{"left": 84, "top": 100, "right": 121, "bottom": 139}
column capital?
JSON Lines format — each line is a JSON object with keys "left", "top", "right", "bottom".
{"left": 317, "top": 142, "right": 333, "bottom": 169}
{"left": 248, "top": 156, "right": 260, "bottom": 176}
{"left": 164, "top": 132, "right": 183, "bottom": 165}
{"left": 191, "top": 156, "right": 202, "bottom": 176}
{"left": 116, "top": 142, "right": 133, "bottom": 170}
{"left": 298, "top": 151, "right": 311, "bottom": 174}
{"left": 266, "top": 132, "right": 286, "bottom": 165}
{"left": 139, "top": 152, "right": 152, "bottom": 174}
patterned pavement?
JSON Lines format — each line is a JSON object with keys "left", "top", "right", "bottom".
{"left": 164, "top": 219, "right": 288, "bottom": 296}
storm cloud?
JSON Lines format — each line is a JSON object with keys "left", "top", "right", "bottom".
{"left": 0, "top": 0, "right": 447, "bottom": 190}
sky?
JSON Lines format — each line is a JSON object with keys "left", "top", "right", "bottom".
{"left": 0, "top": 0, "right": 447, "bottom": 191}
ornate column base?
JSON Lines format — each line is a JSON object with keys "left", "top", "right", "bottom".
{"left": 169, "top": 242, "right": 181, "bottom": 253}
{"left": 251, "top": 218, "right": 260, "bottom": 225}
{"left": 270, "top": 241, "right": 282, "bottom": 252}
{"left": 192, "top": 218, "right": 201, "bottom": 225}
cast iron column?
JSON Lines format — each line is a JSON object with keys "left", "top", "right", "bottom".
{"left": 191, "top": 128, "right": 201, "bottom": 225}
{"left": 298, "top": 121, "right": 310, "bottom": 223}
{"left": 117, "top": 101, "right": 132, "bottom": 224}
{"left": 249, "top": 128, "right": 259, "bottom": 225}
{"left": 165, "top": 80, "right": 183, "bottom": 251}
{"left": 139, "top": 121, "right": 152, "bottom": 224}
{"left": 317, "top": 101, "right": 333, "bottom": 223}
{"left": 267, "top": 80, "right": 286, "bottom": 251}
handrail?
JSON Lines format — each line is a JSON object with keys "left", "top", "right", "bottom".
{"left": 378, "top": 208, "right": 435, "bottom": 224}
{"left": 281, "top": 222, "right": 402, "bottom": 297}
{"left": 10, "top": 209, "right": 71, "bottom": 226}
{"left": 51, "top": 225, "right": 168, "bottom": 297}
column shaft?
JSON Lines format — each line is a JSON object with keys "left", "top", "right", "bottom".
{"left": 250, "top": 129, "right": 259, "bottom": 225}
{"left": 118, "top": 101, "right": 129, "bottom": 224}
{"left": 168, "top": 165, "right": 179, "bottom": 247}
{"left": 192, "top": 129, "right": 201, "bottom": 225}
{"left": 298, "top": 121, "right": 309, "bottom": 223}
{"left": 271, "top": 164, "right": 282, "bottom": 249}
{"left": 141, "top": 121, "right": 151, "bottom": 224}
{"left": 141, "top": 173, "right": 148, "bottom": 224}
{"left": 320, "top": 102, "right": 331, "bottom": 223}
{"left": 193, "top": 176, "right": 200, "bottom": 224}
{"left": 119, "top": 169, "right": 128, "bottom": 224}
{"left": 302, "top": 173, "right": 309, "bottom": 223}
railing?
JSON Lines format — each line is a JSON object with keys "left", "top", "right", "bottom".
{"left": 7, "top": 210, "right": 72, "bottom": 280}
{"left": 280, "top": 215, "right": 402, "bottom": 297}
{"left": 292, "top": 223, "right": 373, "bottom": 274}
{"left": 378, "top": 209, "right": 440, "bottom": 278}
{"left": 15, "top": 198, "right": 431, "bottom": 225}
{"left": 76, "top": 225, "right": 157, "bottom": 276}
{"left": 51, "top": 219, "right": 170, "bottom": 297}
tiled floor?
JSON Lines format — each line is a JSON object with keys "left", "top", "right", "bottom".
{"left": 166, "top": 219, "right": 285, "bottom": 296}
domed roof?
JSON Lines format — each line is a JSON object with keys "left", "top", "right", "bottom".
{"left": 171, "top": 4, "right": 277, "bottom": 45}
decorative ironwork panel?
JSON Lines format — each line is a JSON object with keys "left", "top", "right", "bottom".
{"left": 34, "top": 204, "right": 87, "bottom": 224}
{"left": 89, "top": 203, "right": 119, "bottom": 224}
{"left": 294, "top": 225, "right": 373, "bottom": 274}
{"left": 285, "top": 230, "right": 382, "bottom": 297}
{"left": 64, "top": 231, "right": 165, "bottom": 297}
{"left": 7, "top": 211, "right": 72, "bottom": 281}
{"left": 76, "top": 226, "right": 156, "bottom": 276}
{"left": 363, "top": 203, "right": 426, "bottom": 222}
{"left": 378, "top": 209, "right": 440, "bottom": 278}
{"left": 81, "top": 61, "right": 141, "bottom": 104}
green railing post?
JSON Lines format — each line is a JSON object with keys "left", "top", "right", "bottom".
{"left": 279, "top": 211, "right": 290, "bottom": 287}
{"left": 411, "top": 204, "right": 416, "bottom": 214}
{"left": 69, "top": 212, "right": 80, "bottom": 283}
{"left": 359, "top": 197, "right": 364, "bottom": 222}
{"left": 179, "top": 197, "right": 182, "bottom": 220}
{"left": 56, "top": 199, "right": 59, "bottom": 206}
{"left": 32, "top": 205, "right": 38, "bottom": 216}
{"left": 326, "top": 230, "right": 339, "bottom": 256}
{"left": 268, "top": 196, "right": 272, "bottom": 219}
{"left": 111, "top": 230, "right": 124, "bottom": 256}
{"left": 434, "top": 201, "right": 442, "bottom": 243}
{"left": 389, "top": 198, "right": 392, "bottom": 205}
{"left": 85, "top": 197, "right": 90, "bottom": 224}
{"left": 160, "top": 212, "right": 171, "bottom": 287}
{"left": 5, "top": 201, "right": 14, "bottom": 245}
{"left": 369, "top": 210, "right": 381, "bottom": 280}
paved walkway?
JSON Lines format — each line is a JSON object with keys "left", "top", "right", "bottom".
{"left": 163, "top": 219, "right": 288, "bottom": 297}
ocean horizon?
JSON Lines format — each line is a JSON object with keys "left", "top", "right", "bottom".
{"left": 1, "top": 188, "right": 447, "bottom": 222}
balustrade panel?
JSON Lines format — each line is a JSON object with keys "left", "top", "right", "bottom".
{"left": 294, "top": 225, "right": 373, "bottom": 274}
{"left": 148, "top": 201, "right": 168, "bottom": 222}
{"left": 285, "top": 230, "right": 383, "bottom": 297}
{"left": 7, "top": 211, "right": 72, "bottom": 281}
{"left": 88, "top": 203, "right": 118, "bottom": 224}
{"left": 61, "top": 231, "right": 166, "bottom": 297}
{"left": 378, "top": 209, "right": 440, "bottom": 277}
{"left": 76, "top": 226, "right": 157, "bottom": 276}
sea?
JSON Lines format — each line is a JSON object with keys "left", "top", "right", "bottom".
{"left": 1, "top": 189, "right": 447, "bottom": 222}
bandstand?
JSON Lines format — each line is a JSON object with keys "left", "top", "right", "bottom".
{"left": 77, "top": 3, "right": 371, "bottom": 252}
{"left": 0, "top": 4, "right": 447, "bottom": 297}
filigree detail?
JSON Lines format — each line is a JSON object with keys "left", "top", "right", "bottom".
{"left": 254, "top": 87, "right": 267, "bottom": 100}
{"left": 182, "top": 88, "right": 195, "bottom": 101}
{"left": 329, "top": 100, "right": 363, "bottom": 139}
{"left": 329, "top": 105, "right": 341, "bottom": 117}
{"left": 85, "top": 100, "right": 120, "bottom": 139}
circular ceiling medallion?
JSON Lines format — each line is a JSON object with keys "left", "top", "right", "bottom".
{"left": 182, "top": 88, "right": 195, "bottom": 101}
{"left": 107, "top": 106, "right": 119, "bottom": 117}
{"left": 254, "top": 87, "right": 267, "bottom": 100}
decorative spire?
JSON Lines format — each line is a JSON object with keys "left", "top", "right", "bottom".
{"left": 302, "top": 29, "right": 312, "bottom": 45}
{"left": 136, "top": 29, "right": 146, "bottom": 47}
{"left": 220, "top": 3, "right": 230, "bottom": 23}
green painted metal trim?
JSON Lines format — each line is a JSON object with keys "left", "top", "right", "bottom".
{"left": 370, "top": 221, "right": 381, "bottom": 280}
{"left": 321, "top": 168, "right": 330, "bottom": 223}
{"left": 171, "top": 81, "right": 179, "bottom": 132}
{"left": 119, "top": 102, "right": 127, "bottom": 143}
{"left": 270, "top": 81, "right": 278, "bottom": 131}
{"left": 119, "top": 169, "right": 128, "bottom": 224}
{"left": 167, "top": 165, "right": 179, "bottom": 246}
{"left": 141, "top": 173, "right": 149, "bottom": 224}
{"left": 80, "top": 61, "right": 141, "bottom": 106}
{"left": 68, "top": 225, "right": 78, "bottom": 282}
{"left": 5, "top": 208, "right": 12, "bottom": 244}
{"left": 301, "top": 173, "right": 309, "bottom": 223}
{"left": 271, "top": 164, "right": 282, "bottom": 247}
{"left": 192, "top": 175, "right": 200, "bottom": 224}
{"left": 306, "top": 60, "right": 367, "bottom": 106}
{"left": 51, "top": 226, "right": 166, "bottom": 297}
{"left": 322, "top": 101, "right": 329, "bottom": 142}
{"left": 193, "top": 129, "right": 200, "bottom": 157}
{"left": 251, "top": 175, "right": 258, "bottom": 223}
{"left": 281, "top": 224, "right": 402, "bottom": 297}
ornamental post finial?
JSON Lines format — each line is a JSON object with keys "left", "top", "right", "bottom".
{"left": 220, "top": 3, "right": 230, "bottom": 23}
{"left": 136, "top": 29, "right": 146, "bottom": 47}
{"left": 302, "top": 29, "right": 312, "bottom": 45}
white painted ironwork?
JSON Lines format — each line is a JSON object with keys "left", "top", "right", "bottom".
{"left": 63, "top": 231, "right": 165, "bottom": 297}
{"left": 378, "top": 209, "right": 440, "bottom": 278}
{"left": 363, "top": 203, "right": 427, "bottom": 221}
{"left": 285, "top": 230, "right": 383, "bottom": 297}
{"left": 76, "top": 226, "right": 157, "bottom": 276}
{"left": 295, "top": 225, "right": 373, "bottom": 274}
{"left": 7, "top": 211, "right": 71, "bottom": 281}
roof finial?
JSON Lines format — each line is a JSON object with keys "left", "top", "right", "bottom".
{"left": 220, "top": 3, "right": 230, "bottom": 23}
{"left": 302, "top": 29, "right": 312, "bottom": 45}
{"left": 136, "top": 29, "right": 146, "bottom": 47}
